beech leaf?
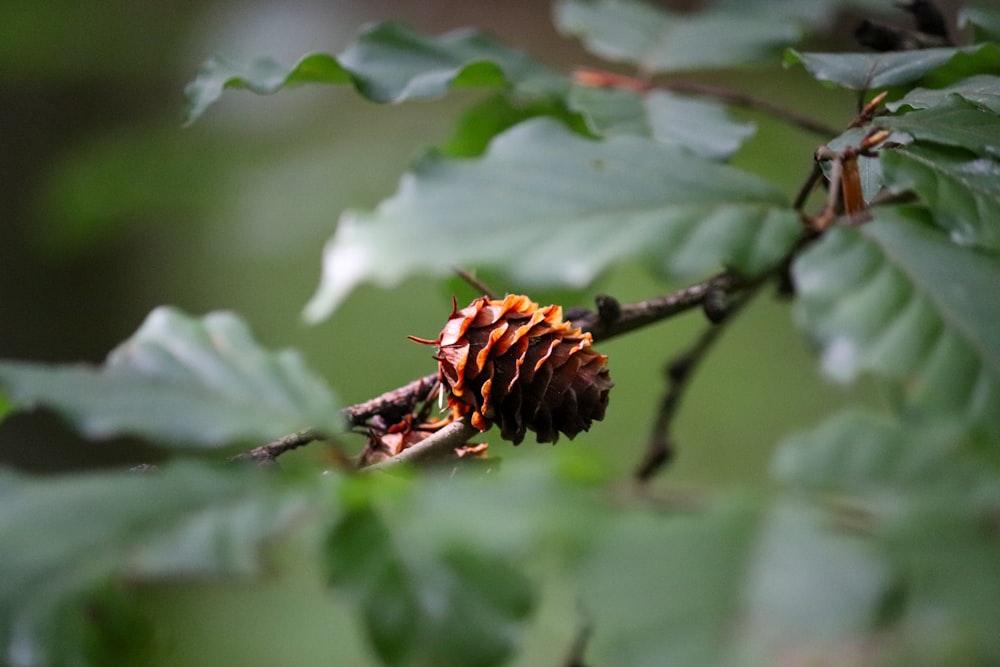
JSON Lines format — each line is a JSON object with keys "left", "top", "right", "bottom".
{"left": 0, "top": 463, "right": 312, "bottom": 667}
{"left": 886, "top": 74, "right": 1000, "bottom": 114}
{"left": 881, "top": 144, "right": 1000, "bottom": 251}
{"left": 784, "top": 44, "right": 997, "bottom": 90}
{"left": 0, "top": 307, "right": 343, "bottom": 447}
{"left": 305, "top": 118, "right": 800, "bottom": 321}
{"left": 183, "top": 22, "right": 565, "bottom": 125}
{"left": 568, "top": 86, "right": 756, "bottom": 159}
{"left": 793, "top": 208, "right": 1000, "bottom": 437}
{"left": 554, "top": 0, "right": 801, "bottom": 73}
{"left": 960, "top": 5, "right": 1000, "bottom": 42}
{"left": 879, "top": 96, "right": 1000, "bottom": 157}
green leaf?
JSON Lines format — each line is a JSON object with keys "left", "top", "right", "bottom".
{"left": 712, "top": 0, "right": 893, "bottom": 27}
{"left": 733, "top": 500, "right": 893, "bottom": 659}
{"left": 887, "top": 74, "right": 1000, "bottom": 114}
{"left": 441, "top": 93, "right": 588, "bottom": 158}
{"left": 784, "top": 43, "right": 996, "bottom": 90}
{"left": 879, "top": 96, "right": 1000, "bottom": 157}
{"left": 568, "top": 86, "right": 756, "bottom": 159}
{"left": 881, "top": 144, "right": 1000, "bottom": 251}
{"left": 579, "top": 500, "right": 762, "bottom": 667}
{"left": 770, "top": 411, "right": 1000, "bottom": 662}
{"left": 184, "top": 22, "right": 566, "bottom": 125}
{"left": 0, "top": 307, "right": 342, "bottom": 447}
{"left": 960, "top": 4, "right": 1000, "bottom": 42}
{"left": 182, "top": 52, "right": 348, "bottom": 125}
{"left": 305, "top": 118, "right": 799, "bottom": 320}
{"left": 772, "top": 410, "right": 992, "bottom": 494}
{"left": 325, "top": 504, "right": 535, "bottom": 667}
{"left": 0, "top": 463, "right": 312, "bottom": 667}
{"left": 554, "top": 0, "right": 802, "bottom": 73}
{"left": 793, "top": 208, "right": 1000, "bottom": 437}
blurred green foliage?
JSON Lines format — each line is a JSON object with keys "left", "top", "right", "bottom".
{"left": 2, "top": 0, "right": 999, "bottom": 666}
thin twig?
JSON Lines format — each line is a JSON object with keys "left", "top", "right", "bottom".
{"left": 230, "top": 428, "right": 320, "bottom": 466}
{"left": 363, "top": 417, "right": 479, "bottom": 471}
{"left": 635, "top": 286, "right": 760, "bottom": 481}
{"left": 793, "top": 161, "right": 824, "bottom": 213}
{"left": 658, "top": 80, "right": 840, "bottom": 138}
{"left": 561, "top": 612, "right": 594, "bottom": 667}
{"left": 453, "top": 266, "right": 498, "bottom": 299}
{"left": 573, "top": 68, "right": 839, "bottom": 138}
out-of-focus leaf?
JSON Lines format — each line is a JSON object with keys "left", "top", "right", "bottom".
{"left": 183, "top": 53, "right": 348, "bottom": 125}
{"left": 579, "top": 500, "right": 761, "bottom": 667}
{"left": 772, "top": 410, "right": 990, "bottom": 494}
{"left": 324, "top": 504, "right": 535, "bottom": 667}
{"left": 887, "top": 74, "right": 1000, "bottom": 113}
{"left": 768, "top": 411, "right": 1000, "bottom": 663}
{"left": 879, "top": 96, "right": 1000, "bottom": 157}
{"left": 305, "top": 118, "right": 799, "bottom": 320}
{"left": 960, "top": 4, "right": 1000, "bottom": 42}
{"left": 0, "top": 307, "right": 342, "bottom": 447}
{"left": 441, "top": 94, "right": 588, "bottom": 158}
{"left": 713, "top": 0, "right": 893, "bottom": 26}
{"left": 184, "top": 22, "right": 565, "bottom": 125}
{"left": 784, "top": 43, "right": 997, "bottom": 90}
{"left": 0, "top": 393, "right": 9, "bottom": 421}
{"left": 0, "top": 463, "right": 312, "bottom": 667}
{"left": 881, "top": 143, "right": 1000, "bottom": 251}
{"left": 734, "top": 500, "right": 893, "bottom": 662}
{"left": 568, "top": 86, "right": 756, "bottom": 159}
{"left": 920, "top": 42, "right": 1000, "bottom": 90}
{"left": 554, "top": 0, "right": 801, "bottom": 73}
{"left": 793, "top": 208, "right": 1000, "bottom": 438}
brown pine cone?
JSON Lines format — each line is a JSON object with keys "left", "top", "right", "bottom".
{"left": 412, "top": 294, "right": 613, "bottom": 444}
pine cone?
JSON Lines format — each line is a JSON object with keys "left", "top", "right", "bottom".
{"left": 412, "top": 294, "right": 613, "bottom": 444}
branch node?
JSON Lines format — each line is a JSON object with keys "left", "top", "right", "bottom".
{"left": 594, "top": 293, "right": 621, "bottom": 325}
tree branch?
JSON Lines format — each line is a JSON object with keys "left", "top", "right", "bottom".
{"left": 244, "top": 271, "right": 765, "bottom": 467}
{"left": 363, "top": 417, "right": 479, "bottom": 471}
{"left": 572, "top": 272, "right": 745, "bottom": 342}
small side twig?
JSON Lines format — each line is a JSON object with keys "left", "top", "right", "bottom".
{"left": 363, "top": 417, "right": 479, "bottom": 471}
{"left": 230, "top": 428, "right": 321, "bottom": 466}
{"left": 659, "top": 80, "right": 840, "bottom": 138}
{"left": 635, "top": 286, "right": 758, "bottom": 481}
{"left": 573, "top": 68, "right": 840, "bottom": 138}
{"left": 453, "top": 266, "right": 498, "bottom": 299}
{"left": 561, "top": 612, "right": 594, "bottom": 667}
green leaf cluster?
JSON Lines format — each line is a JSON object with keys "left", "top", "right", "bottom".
{"left": 3, "top": 0, "right": 1000, "bottom": 665}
